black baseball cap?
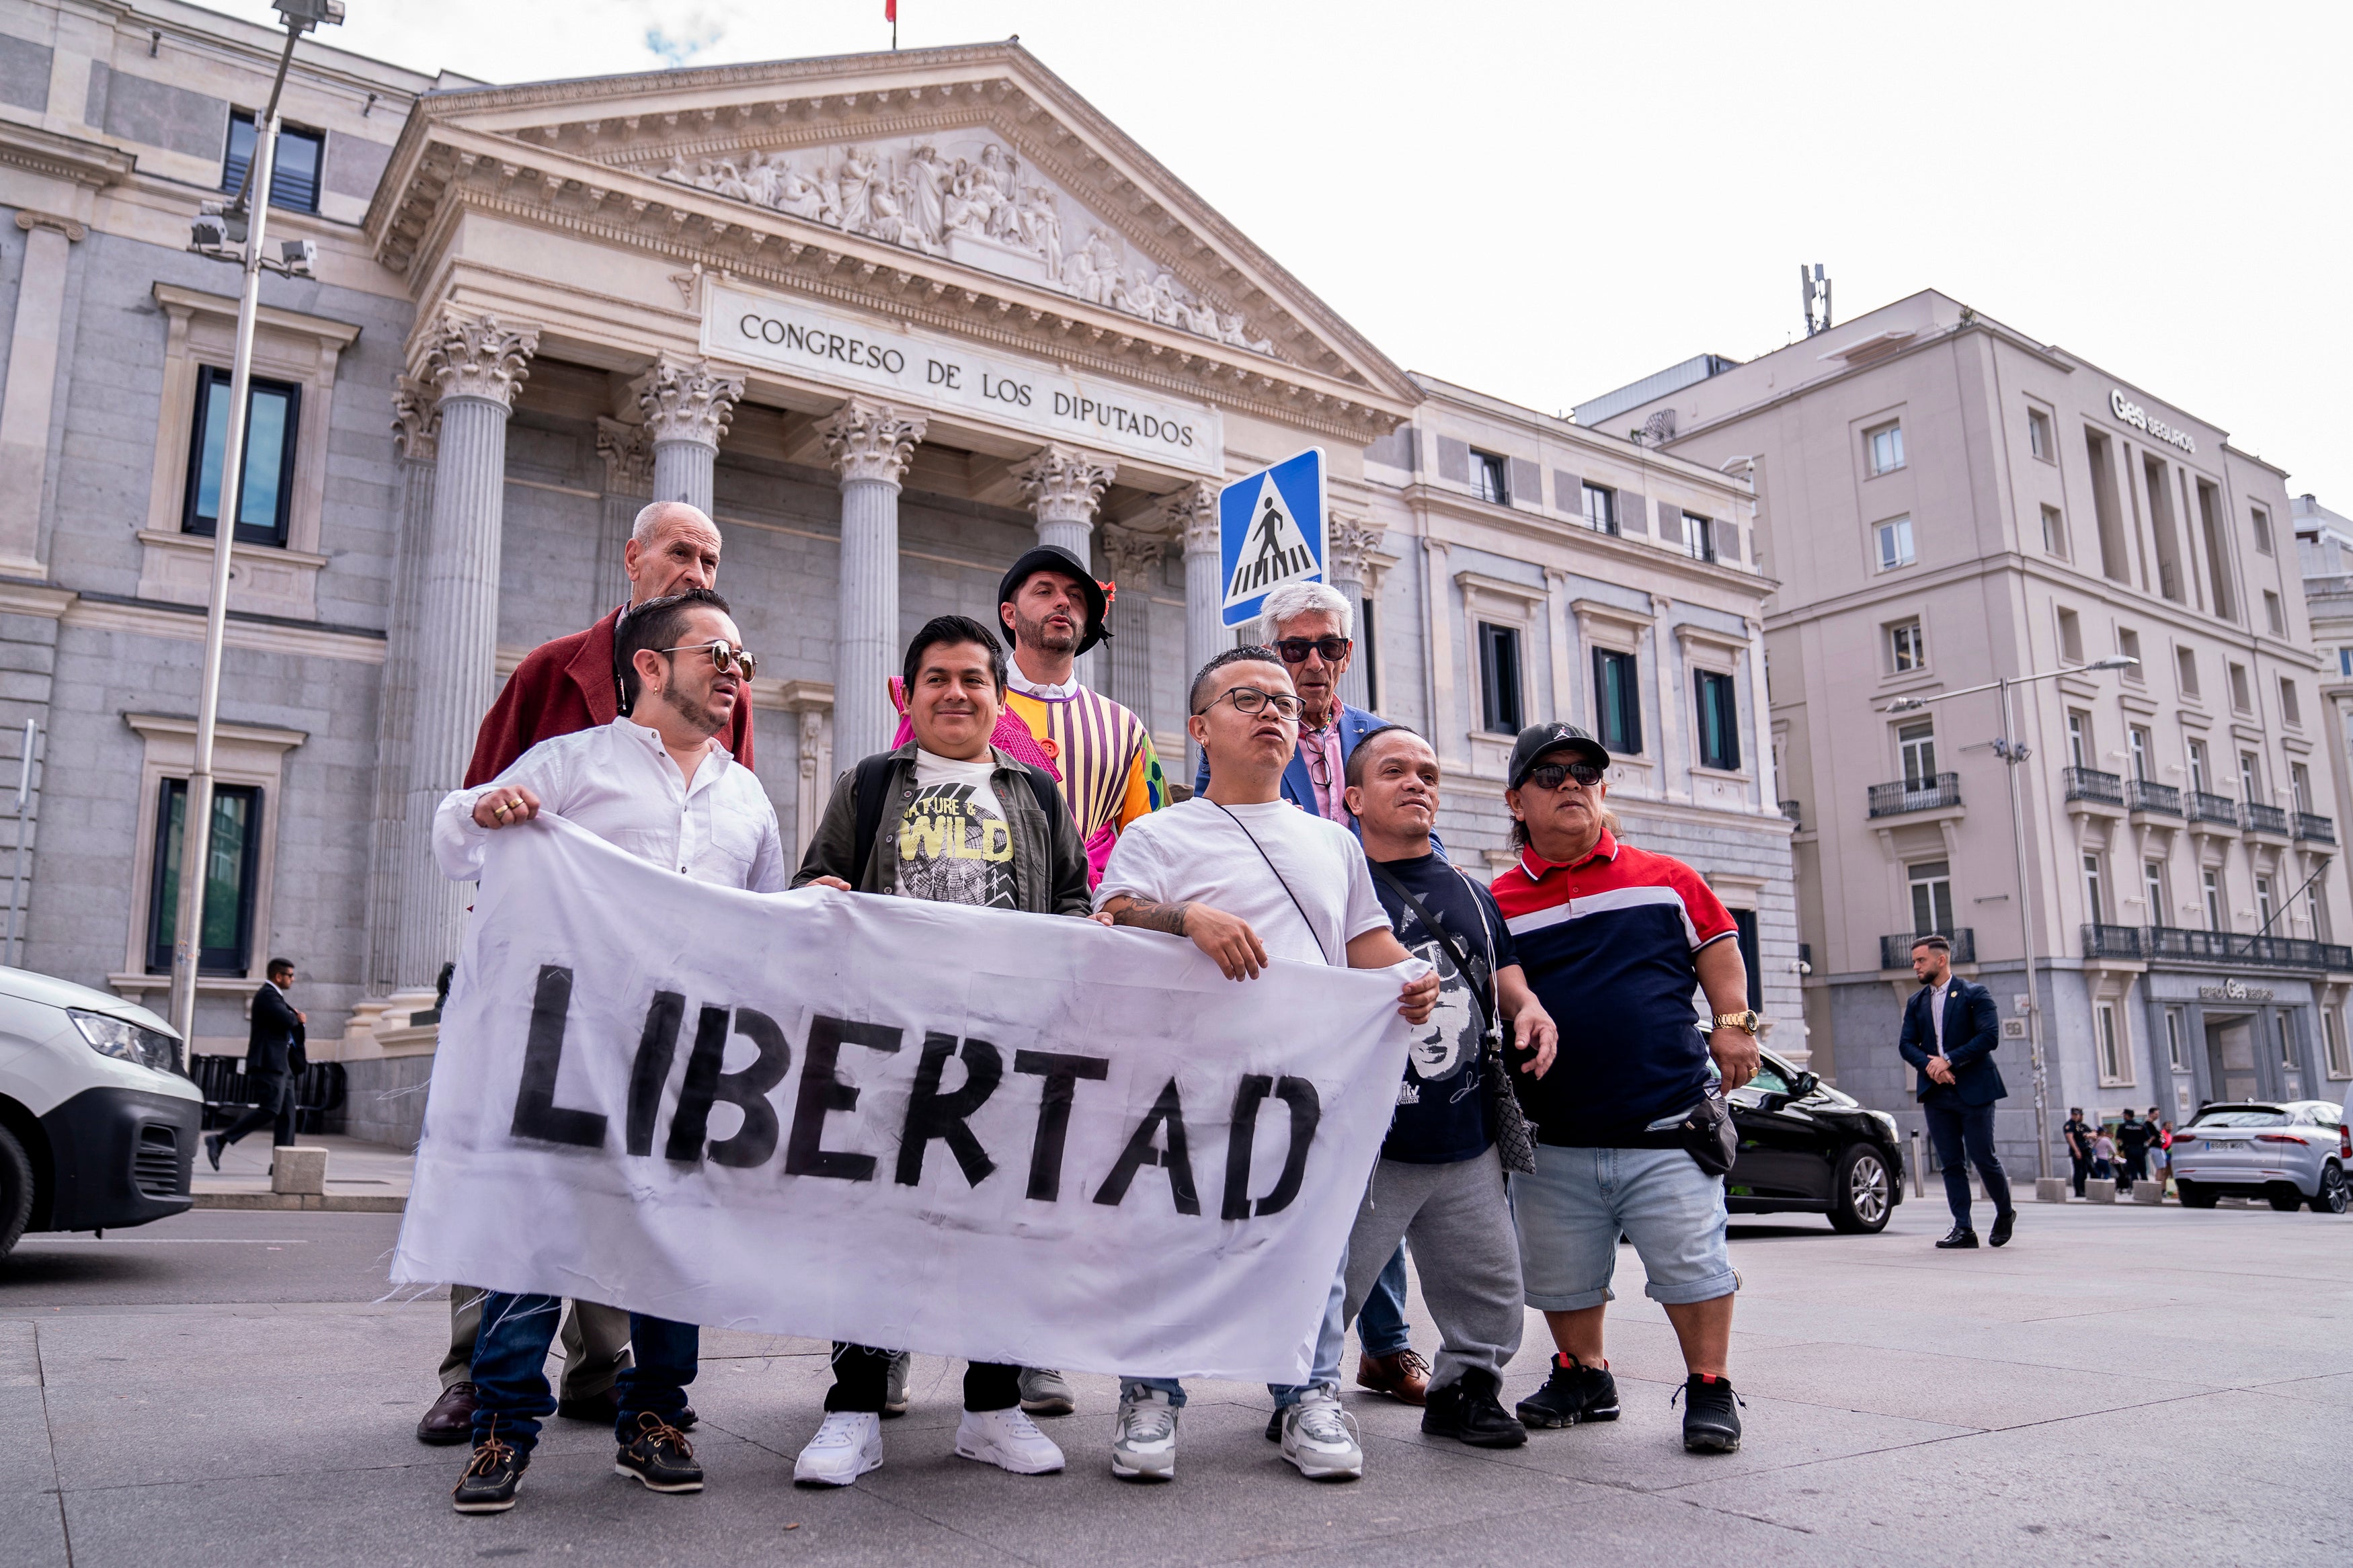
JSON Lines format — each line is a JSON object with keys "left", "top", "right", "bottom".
{"left": 1508, "top": 722, "right": 1609, "bottom": 789}
{"left": 998, "top": 544, "right": 1111, "bottom": 655}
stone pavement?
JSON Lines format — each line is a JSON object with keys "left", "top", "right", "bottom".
{"left": 0, "top": 1195, "right": 2344, "bottom": 1567}
{"left": 191, "top": 1132, "right": 415, "bottom": 1207}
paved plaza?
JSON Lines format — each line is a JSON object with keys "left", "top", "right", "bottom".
{"left": 1, "top": 1193, "right": 2344, "bottom": 1567}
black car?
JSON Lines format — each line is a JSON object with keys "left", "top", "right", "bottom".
{"left": 1721, "top": 1049, "right": 1905, "bottom": 1233}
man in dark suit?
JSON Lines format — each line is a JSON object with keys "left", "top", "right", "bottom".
{"left": 1897, "top": 934, "right": 2017, "bottom": 1249}
{"left": 203, "top": 958, "right": 305, "bottom": 1168}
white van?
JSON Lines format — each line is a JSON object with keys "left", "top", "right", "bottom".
{"left": 0, "top": 966, "right": 201, "bottom": 1256}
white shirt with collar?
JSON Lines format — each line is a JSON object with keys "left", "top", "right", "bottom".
{"left": 1006, "top": 665, "right": 1080, "bottom": 701}
{"left": 1928, "top": 977, "right": 1952, "bottom": 1055}
{"left": 434, "top": 714, "right": 788, "bottom": 892}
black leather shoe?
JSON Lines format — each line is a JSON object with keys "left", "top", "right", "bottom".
{"left": 614, "top": 1413, "right": 703, "bottom": 1493}
{"left": 1516, "top": 1354, "right": 1620, "bottom": 1428}
{"left": 1989, "top": 1209, "right": 2016, "bottom": 1247}
{"left": 1935, "top": 1226, "right": 1980, "bottom": 1249}
{"left": 203, "top": 1133, "right": 224, "bottom": 1172}
{"left": 1423, "top": 1370, "right": 1527, "bottom": 1448}
{"left": 418, "top": 1381, "right": 479, "bottom": 1446}
{"left": 452, "top": 1431, "right": 528, "bottom": 1512}
{"left": 1677, "top": 1373, "right": 1743, "bottom": 1454}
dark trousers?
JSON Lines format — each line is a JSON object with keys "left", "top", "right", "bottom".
{"left": 2069, "top": 1153, "right": 2092, "bottom": 1197}
{"left": 826, "top": 1342, "right": 1017, "bottom": 1414}
{"left": 1923, "top": 1091, "right": 2012, "bottom": 1229}
{"left": 471, "top": 1290, "right": 696, "bottom": 1454}
{"left": 2123, "top": 1148, "right": 2149, "bottom": 1184}
{"left": 217, "top": 1070, "right": 295, "bottom": 1149}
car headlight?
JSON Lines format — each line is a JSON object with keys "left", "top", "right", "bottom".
{"left": 1868, "top": 1110, "right": 1900, "bottom": 1140}
{"left": 69, "top": 1009, "right": 182, "bottom": 1075}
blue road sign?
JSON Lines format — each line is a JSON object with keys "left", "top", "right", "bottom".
{"left": 1219, "top": 448, "right": 1326, "bottom": 628}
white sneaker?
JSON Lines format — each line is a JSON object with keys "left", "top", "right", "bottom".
{"left": 1110, "top": 1388, "right": 1179, "bottom": 1481}
{"left": 1018, "top": 1366, "right": 1076, "bottom": 1416}
{"left": 883, "top": 1349, "right": 912, "bottom": 1417}
{"left": 955, "top": 1407, "right": 1065, "bottom": 1474}
{"left": 793, "top": 1410, "right": 883, "bottom": 1487}
{"left": 1280, "top": 1390, "right": 1363, "bottom": 1481}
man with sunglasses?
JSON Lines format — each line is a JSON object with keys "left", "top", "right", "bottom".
{"left": 1488, "top": 723, "right": 1757, "bottom": 1456}
{"left": 430, "top": 587, "right": 786, "bottom": 1512}
{"left": 420, "top": 501, "right": 747, "bottom": 1449}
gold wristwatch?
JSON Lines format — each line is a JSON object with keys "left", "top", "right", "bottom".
{"left": 1712, "top": 1010, "right": 1764, "bottom": 1035}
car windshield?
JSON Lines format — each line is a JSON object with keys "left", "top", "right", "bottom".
{"left": 2187, "top": 1107, "right": 2290, "bottom": 1128}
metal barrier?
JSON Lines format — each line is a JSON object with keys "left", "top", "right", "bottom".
{"left": 189, "top": 1055, "right": 346, "bottom": 1135}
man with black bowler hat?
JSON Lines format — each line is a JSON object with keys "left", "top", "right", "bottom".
{"left": 203, "top": 958, "right": 305, "bottom": 1169}
{"left": 1899, "top": 934, "right": 2017, "bottom": 1248}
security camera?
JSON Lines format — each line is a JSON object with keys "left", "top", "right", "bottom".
{"left": 271, "top": 0, "right": 346, "bottom": 31}
{"left": 272, "top": 237, "right": 317, "bottom": 276}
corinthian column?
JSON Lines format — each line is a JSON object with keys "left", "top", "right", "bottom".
{"left": 394, "top": 313, "right": 537, "bottom": 999}
{"left": 1099, "top": 524, "right": 1167, "bottom": 723}
{"left": 632, "top": 354, "right": 744, "bottom": 515}
{"left": 1165, "top": 480, "right": 1222, "bottom": 785}
{"left": 821, "top": 398, "right": 926, "bottom": 762}
{"left": 1325, "top": 513, "right": 1384, "bottom": 713}
{"left": 1012, "top": 444, "right": 1117, "bottom": 563}
{"left": 361, "top": 380, "right": 440, "bottom": 1003}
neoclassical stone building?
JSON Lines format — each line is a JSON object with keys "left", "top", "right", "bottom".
{"left": 0, "top": 1, "right": 1796, "bottom": 1142}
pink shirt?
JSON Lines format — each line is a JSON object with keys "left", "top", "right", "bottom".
{"left": 1298, "top": 722, "right": 1347, "bottom": 822}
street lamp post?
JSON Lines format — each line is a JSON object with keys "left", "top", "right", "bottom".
{"left": 166, "top": 1, "right": 342, "bottom": 1049}
{"left": 1886, "top": 655, "right": 2137, "bottom": 1184}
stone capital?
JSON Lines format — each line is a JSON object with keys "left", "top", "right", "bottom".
{"left": 1099, "top": 524, "right": 1166, "bottom": 587}
{"left": 819, "top": 398, "right": 927, "bottom": 486}
{"left": 1162, "top": 480, "right": 1220, "bottom": 555}
{"left": 419, "top": 311, "right": 539, "bottom": 409}
{"left": 13, "top": 210, "right": 86, "bottom": 242}
{"left": 1326, "top": 515, "right": 1384, "bottom": 586}
{"left": 391, "top": 376, "right": 440, "bottom": 463}
{"left": 632, "top": 354, "right": 745, "bottom": 448}
{"left": 1013, "top": 444, "right": 1116, "bottom": 526}
{"left": 596, "top": 417, "right": 653, "bottom": 497}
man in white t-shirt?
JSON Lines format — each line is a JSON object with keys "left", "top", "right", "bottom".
{"left": 1096, "top": 646, "right": 1439, "bottom": 1485}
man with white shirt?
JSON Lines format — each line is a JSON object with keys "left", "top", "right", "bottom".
{"left": 1898, "top": 934, "right": 2016, "bottom": 1249}
{"left": 1095, "top": 647, "right": 1439, "bottom": 1485}
{"left": 430, "top": 587, "right": 785, "bottom": 1513}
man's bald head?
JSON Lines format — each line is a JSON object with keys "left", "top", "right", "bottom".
{"left": 624, "top": 501, "right": 723, "bottom": 605}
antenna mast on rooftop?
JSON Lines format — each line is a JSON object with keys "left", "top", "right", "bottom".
{"left": 1800, "top": 264, "right": 1832, "bottom": 337}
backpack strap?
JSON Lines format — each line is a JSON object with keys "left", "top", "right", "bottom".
{"left": 850, "top": 753, "right": 898, "bottom": 889}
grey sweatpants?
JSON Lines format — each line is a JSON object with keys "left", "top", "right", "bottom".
{"left": 441, "top": 1285, "right": 632, "bottom": 1398}
{"left": 1341, "top": 1146, "right": 1523, "bottom": 1393}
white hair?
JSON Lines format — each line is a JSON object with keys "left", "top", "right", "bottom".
{"left": 631, "top": 500, "right": 717, "bottom": 545}
{"left": 1254, "top": 580, "right": 1353, "bottom": 644}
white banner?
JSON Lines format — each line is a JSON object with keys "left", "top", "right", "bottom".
{"left": 391, "top": 816, "right": 1409, "bottom": 1383}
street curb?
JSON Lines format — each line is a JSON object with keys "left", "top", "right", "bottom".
{"left": 192, "top": 1193, "right": 407, "bottom": 1213}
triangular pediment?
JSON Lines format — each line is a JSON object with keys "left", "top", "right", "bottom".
{"left": 368, "top": 43, "right": 1415, "bottom": 438}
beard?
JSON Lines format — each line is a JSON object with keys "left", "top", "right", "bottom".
{"left": 1011, "top": 604, "right": 1081, "bottom": 655}
{"left": 661, "top": 679, "right": 729, "bottom": 738}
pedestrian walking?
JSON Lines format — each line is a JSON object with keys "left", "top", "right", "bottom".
{"left": 2147, "top": 1112, "right": 2172, "bottom": 1198}
{"left": 1488, "top": 723, "right": 1757, "bottom": 1456}
{"left": 417, "top": 500, "right": 741, "bottom": 1449}
{"left": 789, "top": 615, "right": 1092, "bottom": 1487}
{"left": 2063, "top": 1108, "right": 2096, "bottom": 1198}
{"left": 1339, "top": 724, "right": 1558, "bottom": 1449}
{"left": 202, "top": 958, "right": 305, "bottom": 1168}
{"left": 1096, "top": 646, "right": 1439, "bottom": 1483}
{"left": 430, "top": 587, "right": 785, "bottom": 1513}
{"left": 1899, "top": 935, "right": 2017, "bottom": 1247}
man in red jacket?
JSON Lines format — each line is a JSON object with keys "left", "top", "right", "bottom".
{"left": 417, "top": 499, "right": 741, "bottom": 1447}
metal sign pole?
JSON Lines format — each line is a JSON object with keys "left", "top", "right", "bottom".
{"left": 1999, "top": 675, "right": 2054, "bottom": 1182}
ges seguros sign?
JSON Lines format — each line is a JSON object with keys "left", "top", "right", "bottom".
{"left": 2110, "top": 390, "right": 2196, "bottom": 456}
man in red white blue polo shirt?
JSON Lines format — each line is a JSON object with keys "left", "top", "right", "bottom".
{"left": 1488, "top": 721, "right": 1760, "bottom": 1456}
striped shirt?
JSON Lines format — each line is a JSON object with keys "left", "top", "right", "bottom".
{"left": 1004, "top": 675, "right": 1166, "bottom": 886}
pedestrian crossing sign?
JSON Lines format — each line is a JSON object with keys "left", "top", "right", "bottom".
{"left": 1219, "top": 448, "right": 1326, "bottom": 628}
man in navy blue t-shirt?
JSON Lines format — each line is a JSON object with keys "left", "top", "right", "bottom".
{"left": 1337, "top": 724, "right": 1559, "bottom": 1448}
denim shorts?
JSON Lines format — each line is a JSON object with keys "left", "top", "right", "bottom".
{"left": 1510, "top": 1143, "right": 1737, "bottom": 1311}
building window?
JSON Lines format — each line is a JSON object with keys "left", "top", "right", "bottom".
{"left": 2040, "top": 504, "right": 2067, "bottom": 556}
{"left": 2097, "top": 1003, "right": 2128, "bottom": 1085}
{"left": 2057, "top": 606, "right": 2083, "bottom": 664}
{"left": 1581, "top": 482, "right": 1617, "bottom": 535}
{"left": 2292, "top": 761, "right": 2313, "bottom": 814}
{"left": 2067, "top": 710, "right": 2091, "bottom": 768}
{"left": 144, "top": 780, "right": 262, "bottom": 976}
{"left": 2324, "top": 1010, "right": 2350, "bottom": 1079}
{"left": 2028, "top": 407, "right": 2054, "bottom": 461}
{"left": 1694, "top": 669, "right": 1740, "bottom": 771}
{"left": 1899, "top": 721, "right": 1938, "bottom": 786}
{"left": 2187, "top": 738, "right": 2208, "bottom": 794}
{"left": 223, "top": 110, "right": 324, "bottom": 214}
{"left": 2166, "top": 1007, "right": 2187, "bottom": 1072}
{"left": 183, "top": 366, "right": 300, "bottom": 547}
{"left": 2265, "top": 590, "right": 2286, "bottom": 635}
{"left": 1908, "top": 860, "right": 1954, "bottom": 936}
{"left": 1471, "top": 449, "right": 1509, "bottom": 505}
{"left": 1888, "top": 619, "right": 1926, "bottom": 673}
{"left": 2255, "top": 875, "right": 2275, "bottom": 932}
{"left": 2145, "top": 858, "right": 2167, "bottom": 921}
{"left": 2128, "top": 726, "right": 2151, "bottom": 780}
{"left": 1866, "top": 422, "right": 1906, "bottom": 476}
{"left": 2176, "top": 647, "right": 2200, "bottom": 698}
{"left": 2278, "top": 1012, "right": 2295, "bottom": 1070}
{"left": 1476, "top": 622, "right": 1523, "bottom": 735}
{"left": 2083, "top": 853, "right": 2106, "bottom": 925}
{"left": 2251, "top": 505, "right": 2273, "bottom": 555}
{"left": 2228, "top": 661, "right": 2252, "bottom": 712}
{"left": 2340, "top": 648, "right": 2353, "bottom": 677}
{"left": 2203, "top": 868, "right": 2225, "bottom": 931}
{"left": 1593, "top": 648, "right": 1641, "bottom": 755}
{"left": 2239, "top": 749, "right": 2262, "bottom": 804}
{"left": 1685, "top": 513, "right": 1716, "bottom": 563}
{"left": 1875, "top": 515, "right": 1915, "bottom": 571}
{"left": 2116, "top": 627, "right": 2141, "bottom": 677}
{"left": 2280, "top": 678, "right": 2302, "bottom": 727}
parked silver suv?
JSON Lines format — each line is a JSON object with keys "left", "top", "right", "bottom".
{"left": 2171, "top": 1101, "right": 2349, "bottom": 1214}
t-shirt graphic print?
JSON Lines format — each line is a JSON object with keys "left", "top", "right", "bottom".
{"left": 1371, "top": 852, "right": 1517, "bottom": 1165}
{"left": 894, "top": 751, "right": 1015, "bottom": 910}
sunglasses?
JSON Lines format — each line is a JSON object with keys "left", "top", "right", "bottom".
{"left": 1523, "top": 760, "right": 1604, "bottom": 792}
{"left": 1273, "top": 635, "right": 1351, "bottom": 665}
{"left": 1197, "top": 686, "right": 1305, "bottom": 720}
{"left": 658, "top": 641, "right": 759, "bottom": 678}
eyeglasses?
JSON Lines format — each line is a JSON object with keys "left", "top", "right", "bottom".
{"left": 657, "top": 641, "right": 759, "bottom": 678}
{"left": 1273, "top": 635, "right": 1351, "bottom": 665}
{"left": 1196, "top": 686, "right": 1305, "bottom": 720}
{"left": 1523, "top": 760, "right": 1604, "bottom": 792}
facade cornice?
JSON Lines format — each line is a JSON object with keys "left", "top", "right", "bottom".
{"left": 0, "top": 120, "right": 137, "bottom": 190}
{"left": 1409, "top": 374, "right": 1761, "bottom": 497}
{"left": 1402, "top": 484, "right": 1778, "bottom": 602}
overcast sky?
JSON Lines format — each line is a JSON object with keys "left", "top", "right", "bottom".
{"left": 208, "top": 0, "right": 2352, "bottom": 504}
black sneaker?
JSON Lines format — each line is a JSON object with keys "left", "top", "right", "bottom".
{"left": 1989, "top": 1209, "right": 2016, "bottom": 1247}
{"left": 614, "top": 1413, "right": 703, "bottom": 1493}
{"left": 452, "top": 1431, "right": 528, "bottom": 1514}
{"left": 1935, "top": 1226, "right": 1980, "bottom": 1249}
{"left": 1422, "top": 1370, "right": 1526, "bottom": 1448}
{"left": 1516, "top": 1353, "right": 1620, "bottom": 1428}
{"left": 1676, "top": 1373, "right": 1743, "bottom": 1453}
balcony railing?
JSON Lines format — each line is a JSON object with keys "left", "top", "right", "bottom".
{"left": 2082, "top": 923, "right": 2145, "bottom": 959}
{"left": 2296, "top": 812, "right": 2337, "bottom": 844}
{"left": 2243, "top": 801, "right": 2292, "bottom": 837}
{"left": 2062, "top": 767, "right": 2124, "bottom": 805}
{"left": 1879, "top": 929, "right": 1977, "bottom": 969}
{"left": 2144, "top": 925, "right": 2353, "bottom": 972}
{"left": 2124, "top": 779, "right": 2182, "bottom": 815}
{"left": 2186, "top": 791, "right": 2240, "bottom": 826}
{"left": 1868, "top": 773, "right": 1960, "bottom": 818}
{"left": 1779, "top": 799, "right": 1802, "bottom": 827}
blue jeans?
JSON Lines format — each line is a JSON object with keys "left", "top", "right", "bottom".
{"left": 1355, "top": 1243, "right": 1412, "bottom": 1359}
{"left": 1923, "top": 1092, "right": 2013, "bottom": 1228}
{"left": 1511, "top": 1144, "right": 1737, "bottom": 1311}
{"left": 471, "top": 1290, "right": 698, "bottom": 1454}
{"left": 1123, "top": 1241, "right": 1349, "bottom": 1411}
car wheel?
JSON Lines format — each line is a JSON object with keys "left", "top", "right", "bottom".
{"left": 2310, "top": 1165, "right": 2349, "bottom": 1216}
{"left": 2268, "top": 1184, "right": 2303, "bottom": 1213}
{"left": 2175, "top": 1178, "right": 2217, "bottom": 1209}
{"left": 1828, "top": 1145, "right": 1893, "bottom": 1234}
{"left": 0, "top": 1125, "right": 32, "bottom": 1260}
